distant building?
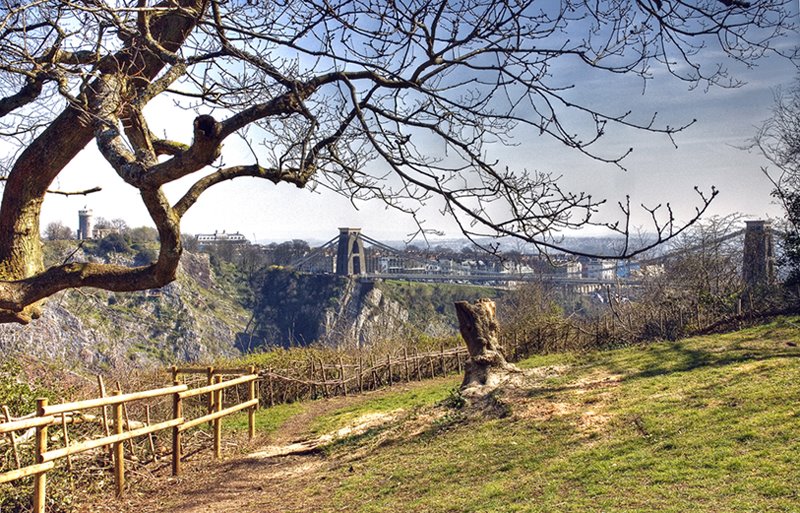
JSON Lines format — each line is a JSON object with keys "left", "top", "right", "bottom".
{"left": 550, "top": 259, "right": 582, "bottom": 277}
{"left": 615, "top": 261, "right": 640, "bottom": 278}
{"left": 92, "top": 227, "right": 120, "bottom": 239}
{"left": 583, "top": 258, "right": 615, "bottom": 280}
{"left": 564, "top": 261, "right": 582, "bottom": 276}
{"left": 196, "top": 230, "right": 249, "bottom": 249}
{"left": 77, "top": 207, "right": 124, "bottom": 240}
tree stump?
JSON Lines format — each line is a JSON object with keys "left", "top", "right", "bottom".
{"left": 455, "top": 298, "right": 520, "bottom": 390}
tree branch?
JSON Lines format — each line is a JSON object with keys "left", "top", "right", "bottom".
{"left": 174, "top": 164, "right": 313, "bottom": 217}
{"left": 0, "top": 76, "right": 44, "bottom": 118}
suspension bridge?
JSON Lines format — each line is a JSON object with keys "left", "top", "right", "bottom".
{"left": 289, "top": 221, "right": 776, "bottom": 290}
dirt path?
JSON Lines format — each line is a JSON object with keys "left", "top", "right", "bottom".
{"left": 77, "top": 378, "right": 457, "bottom": 513}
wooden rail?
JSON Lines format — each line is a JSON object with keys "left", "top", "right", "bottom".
{"left": 0, "top": 371, "right": 259, "bottom": 513}
{"left": 256, "top": 346, "right": 469, "bottom": 406}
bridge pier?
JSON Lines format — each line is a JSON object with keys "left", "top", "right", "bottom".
{"left": 742, "top": 220, "right": 775, "bottom": 288}
{"left": 336, "top": 228, "right": 365, "bottom": 276}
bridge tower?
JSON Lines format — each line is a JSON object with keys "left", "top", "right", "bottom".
{"left": 742, "top": 220, "right": 775, "bottom": 288}
{"left": 336, "top": 227, "right": 365, "bottom": 276}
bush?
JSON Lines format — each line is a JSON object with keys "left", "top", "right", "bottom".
{"left": 0, "top": 360, "right": 47, "bottom": 414}
{"left": 133, "top": 246, "right": 158, "bottom": 266}
{"left": 96, "top": 232, "right": 130, "bottom": 256}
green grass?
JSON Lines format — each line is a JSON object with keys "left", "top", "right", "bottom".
{"left": 308, "top": 379, "right": 460, "bottom": 435}
{"left": 270, "top": 317, "right": 800, "bottom": 512}
{"left": 225, "top": 401, "right": 307, "bottom": 435}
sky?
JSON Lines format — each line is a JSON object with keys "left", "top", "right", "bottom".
{"left": 38, "top": 5, "right": 800, "bottom": 247}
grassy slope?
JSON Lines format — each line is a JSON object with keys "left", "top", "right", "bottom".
{"left": 253, "top": 318, "right": 800, "bottom": 512}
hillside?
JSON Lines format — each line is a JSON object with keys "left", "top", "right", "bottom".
{"left": 0, "top": 249, "right": 501, "bottom": 369}
{"left": 245, "top": 269, "right": 501, "bottom": 348}
{"left": 80, "top": 318, "right": 800, "bottom": 512}
{"left": 0, "top": 251, "right": 251, "bottom": 369}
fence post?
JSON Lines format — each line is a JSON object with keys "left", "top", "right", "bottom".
{"left": 320, "top": 358, "right": 330, "bottom": 397}
{"left": 112, "top": 391, "right": 125, "bottom": 497}
{"left": 358, "top": 356, "right": 364, "bottom": 393}
{"left": 145, "top": 405, "right": 157, "bottom": 461}
{"left": 309, "top": 359, "right": 317, "bottom": 399}
{"left": 339, "top": 357, "right": 348, "bottom": 397}
{"left": 456, "top": 350, "right": 462, "bottom": 374}
{"left": 440, "top": 345, "right": 446, "bottom": 375}
{"left": 97, "top": 375, "right": 113, "bottom": 458}
{"left": 116, "top": 382, "right": 136, "bottom": 459}
{"left": 414, "top": 350, "right": 421, "bottom": 381}
{"left": 2, "top": 405, "right": 21, "bottom": 469}
{"left": 61, "top": 413, "right": 72, "bottom": 472}
{"left": 428, "top": 354, "right": 435, "bottom": 378}
{"left": 172, "top": 380, "right": 183, "bottom": 476}
{"left": 370, "top": 355, "right": 379, "bottom": 389}
{"left": 214, "top": 375, "right": 223, "bottom": 459}
{"left": 404, "top": 349, "right": 410, "bottom": 383}
{"left": 268, "top": 368, "right": 275, "bottom": 407}
{"left": 387, "top": 354, "right": 393, "bottom": 387}
{"left": 171, "top": 365, "right": 178, "bottom": 382}
{"left": 206, "top": 366, "right": 215, "bottom": 427}
{"left": 248, "top": 366, "right": 257, "bottom": 440}
{"left": 33, "top": 398, "right": 48, "bottom": 513}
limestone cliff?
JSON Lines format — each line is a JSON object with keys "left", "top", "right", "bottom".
{"left": 0, "top": 259, "right": 497, "bottom": 367}
{"left": 0, "top": 252, "right": 249, "bottom": 369}
{"left": 320, "top": 280, "right": 410, "bottom": 347}
{"left": 245, "top": 269, "right": 494, "bottom": 349}
{"left": 244, "top": 270, "right": 410, "bottom": 348}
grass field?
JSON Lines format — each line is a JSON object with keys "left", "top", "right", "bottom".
{"left": 137, "top": 318, "right": 800, "bottom": 513}
{"left": 247, "top": 317, "right": 800, "bottom": 513}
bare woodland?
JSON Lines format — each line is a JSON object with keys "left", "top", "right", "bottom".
{"left": 0, "top": 0, "right": 796, "bottom": 324}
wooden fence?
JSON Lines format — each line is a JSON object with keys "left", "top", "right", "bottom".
{"left": 259, "top": 346, "right": 470, "bottom": 406}
{"left": 0, "top": 368, "right": 258, "bottom": 513}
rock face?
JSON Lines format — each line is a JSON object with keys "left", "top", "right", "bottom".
{"left": 247, "top": 270, "right": 411, "bottom": 349}
{"left": 0, "top": 252, "right": 249, "bottom": 370}
{"left": 321, "top": 280, "right": 410, "bottom": 348}
{"left": 0, "top": 259, "right": 490, "bottom": 367}
{"left": 246, "top": 269, "right": 497, "bottom": 349}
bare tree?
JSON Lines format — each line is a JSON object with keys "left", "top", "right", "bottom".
{"left": 43, "top": 221, "right": 74, "bottom": 241}
{"left": 663, "top": 215, "right": 745, "bottom": 302}
{"left": 630, "top": 214, "right": 747, "bottom": 336}
{"left": 753, "top": 80, "right": 800, "bottom": 287}
{"left": 110, "top": 218, "right": 129, "bottom": 233}
{"left": 0, "top": 0, "right": 795, "bottom": 323}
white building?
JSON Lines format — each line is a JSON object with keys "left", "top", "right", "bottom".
{"left": 196, "top": 230, "right": 249, "bottom": 247}
{"left": 584, "top": 259, "right": 616, "bottom": 280}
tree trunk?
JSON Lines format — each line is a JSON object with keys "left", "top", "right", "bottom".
{"left": 455, "top": 298, "right": 519, "bottom": 389}
{"left": 0, "top": 1, "right": 204, "bottom": 323}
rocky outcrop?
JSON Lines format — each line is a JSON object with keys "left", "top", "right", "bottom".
{"left": 0, "top": 252, "right": 249, "bottom": 370}
{"left": 322, "top": 281, "right": 409, "bottom": 347}
{"left": 246, "top": 269, "right": 491, "bottom": 349}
